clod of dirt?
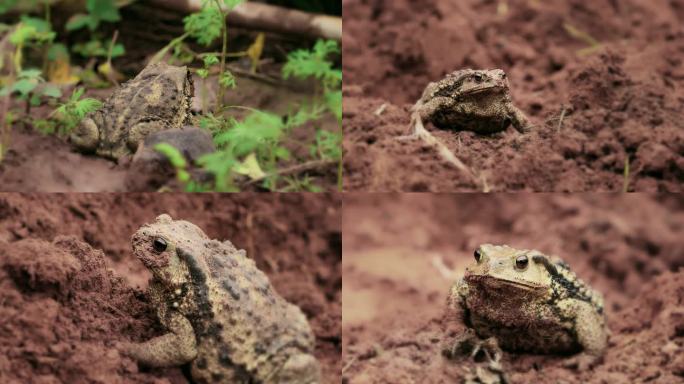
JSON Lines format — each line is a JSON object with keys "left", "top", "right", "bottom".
{"left": 0, "top": 236, "right": 171, "bottom": 383}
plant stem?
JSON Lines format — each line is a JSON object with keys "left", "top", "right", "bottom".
{"left": 149, "top": 32, "right": 191, "bottom": 65}
{"left": 213, "top": 0, "right": 229, "bottom": 114}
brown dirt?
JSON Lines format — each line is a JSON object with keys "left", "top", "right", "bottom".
{"left": 342, "top": 194, "right": 684, "bottom": 383}
{"left": 0, "top": 193, "right": 341, "bottom": 383}
{"left": 342, "top": 0, "right": 684, "bottom": 192}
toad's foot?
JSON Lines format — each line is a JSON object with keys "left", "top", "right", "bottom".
{"left": 443, "top": 329, "right": 502, "bottom": 364}
{"left": 396, "top": 112, "right": 424, "bottom": 141}
{"left": 562, "top": 352, "right": 602, "bottom": 371}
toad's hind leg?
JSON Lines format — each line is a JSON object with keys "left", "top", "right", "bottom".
{"left": 269, "top": 353, "right": 320, "bottom": 384}
{"left": 127, "top": 120, "right": 169, "bottom": 151}
{"left": 559, "top": 299, "right": 607, "bottom": 370}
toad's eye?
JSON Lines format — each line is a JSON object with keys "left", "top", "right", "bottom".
{"left": 515, "top": 255, "right": 529, "bottom": 270}
{"left": 153, "top": 238, "right": 167, "bottom": 253}
{"left": 474, "top": 249, "right": 482, "bottom": 262}
{"left": 473, "top": 73, "right": 483, "bottom": 82}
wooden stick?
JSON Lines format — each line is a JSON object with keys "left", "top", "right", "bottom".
{"left": 150, "top": 0, "right": 341, "bottom": 41}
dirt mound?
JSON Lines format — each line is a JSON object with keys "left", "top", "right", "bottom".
{"left": 342, "top": 0, "right": 684, "bottom": 191}
{"left": 0, "top": 193, "right": 341, "bottom": 383}
{"left": 342, "top": 194, "right": 684, "bottom": 383}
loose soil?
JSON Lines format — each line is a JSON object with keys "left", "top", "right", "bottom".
{"left": 342, "top": 0, "right": 684, "bottom": 191}
{"left": 0, "top": 193, "right": 341, "bottom": 383}
{"left": 0, "top": 3, "right": 339, "bottom": 192}
{"left": 342, "top": 194, "right": 684, "bottom": 383}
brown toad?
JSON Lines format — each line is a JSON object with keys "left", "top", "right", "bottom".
{"left": 405, "top": 69, "right": 531, "bottom": 137}
{"left": 122, "top": 214, "right": 320, "bottom": 383}
{"left": 70, "top": 62, "right": 194, "bottom": 160}
{"left": 443, "top": 244, "right": 607, "bottom": 370}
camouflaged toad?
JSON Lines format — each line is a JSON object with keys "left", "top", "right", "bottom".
{"left": 122, "top": 214, "right": 320, "bottom": 383}
{"left": 443, "top": 244, "right": 607, "bottom": 370}
{"left": 70, "top": 62, "right": 194, "bottom": 160}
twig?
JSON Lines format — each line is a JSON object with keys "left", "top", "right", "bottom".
{"left": 373, "top": 103, "right": 387, "bottom": 116}
{"left": 622, "top": 156, "right": 630, "bottom": 192}
{"left": 406, "top": 113, "right": 477, "bottom": 182}
{"left": 556, "top": 106, "right": 566, "bottom": 133}
{"left": 151, "top": 0, "right": 342, "bottom": 41}
{"left": 104, "top": 30, "right": 120, "bottom": 87}
{"left": 242, "top": 159, "right": 336, "bottom": 187}
{"left": 342, "top": 356, "right": 358, "bottom": 374}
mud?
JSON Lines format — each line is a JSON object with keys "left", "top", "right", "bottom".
{"left": 342, "top": 0, "right": 684, "bottom": 191}
{"left": 0, "top": 193, "right": 341, "bottom": 383}
{"left": 342, "top": 194, "right": 684, "bottom": 383}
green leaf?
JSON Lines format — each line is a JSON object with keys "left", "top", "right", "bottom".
{"left": 223, "top": 0, "right": 245, "bottom": 10}
{"left": 65, "top": 14, "right": 93, "bottom": 31}
{"left": 184, "top": 6, "right": 223, "bottom": 46}
{"left": 274, "top": 146, "right": 291, "bottom": 161}
{"left": 219, "top": 71, "right": 236, "bottom": 89}
{"left": 30, "top": 94, "right": 41, "bottom": 106}
{"left": 47, "top": 43, "right": 70, "bottom": 61}
{"left": 154, "top": 143, "right": 188, "bottom": 169}
{"left": 203, "top": 54, "right": 219, "bottom": 67}
{"left": 20, "top": 15, "right": 52, "bottom": 33}
{"left": 325, "top": 90, "right": 342, "bottom": 122}
{"left": 108, "top": 43, "right": 126, "bottom": 58}
{"left": 196, "top": 68, "right": 209, "bottom": 79}
{"left": 86, "top": 0, "right": 121, "bottom": 23}
{"left": 73, "top": 98, "right": 103, "bottom": 118}
{"left": 18, "top": 68, "right": 43, "bottom": 80}
{"left": 12, "top": 79, "right": 38, "bottom": 97}
{"left": 42, "top": 85, "right": 63, "bottom": 98}
{"left": 214, "top": 112, "right": 284, "bottom": 157}
{"left": 0, "top": 0, "right": 19, "bottom": 14}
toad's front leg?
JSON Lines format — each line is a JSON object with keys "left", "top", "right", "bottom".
{"left": 398, "top": 96, "right": 455, "bottom": 141}
{"left": 507, "top": 104, "right": 532, "bottom": 133}
{"left": 122, "top": 311, "right": 198, "bottom": 367}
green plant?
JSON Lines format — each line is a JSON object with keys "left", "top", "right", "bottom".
{"left": 48, "top": 88, "right": 102, "bottom": 135}
{"left": 153, "top": 143, "right": 206, "bottom": 192}
{"left": 153, "top": 0, "right": 243, "bottom": 112}
{"left": 283, "top": 39, "right": 342, "bottom": 189}
{"left": 67, "top": 0, "right": 125, "bottom": 59}
{"left": 0, "top": 68, "right": 61, "bottom": 112}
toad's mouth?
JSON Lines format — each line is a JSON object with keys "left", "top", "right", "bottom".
{"left": 461, "top": 85, "right": 507, "bottom": 96}
{"left": 465, "top": 274, "right": 544, "bottom": 291}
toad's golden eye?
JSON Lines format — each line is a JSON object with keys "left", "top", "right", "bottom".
{"left": 515, "top": 255, "right": 529, "bottom": 270}
{"left": 473, "top": 73, "right": 483, "bottom": 83}
{"left": 153, "top": 238, "right": 167, "bottom": 253}
{"left": 474, "top": 249, "right": 482, "bottom": 262}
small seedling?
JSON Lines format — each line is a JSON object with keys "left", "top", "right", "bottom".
{"left": 50, "top": 87, "right": 102, "bottom": 135}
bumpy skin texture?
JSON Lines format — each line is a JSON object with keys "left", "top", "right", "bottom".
{"left": 412, "top": 69, "right": 531, "bottom": 134}
{"left": 123, "top": 214, "right": 320, "bottom": 384}
{"left": 444, "top": 244, "right": 607, "bottom": 369}
{"left": 70, "top": 62, "right": 194, "bottom": 160}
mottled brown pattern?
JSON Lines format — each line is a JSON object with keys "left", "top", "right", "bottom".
{"left": 444, "top": 244, "right": 607, "bottom": 370}
{"left": 410, "top": 69, "right": 531, "bottom": 134}
{"left": 70, "top": 62, "right": 194, "bottom": 160}
{"left": 123, "top": 214, "right": 320, "bottom": 383}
